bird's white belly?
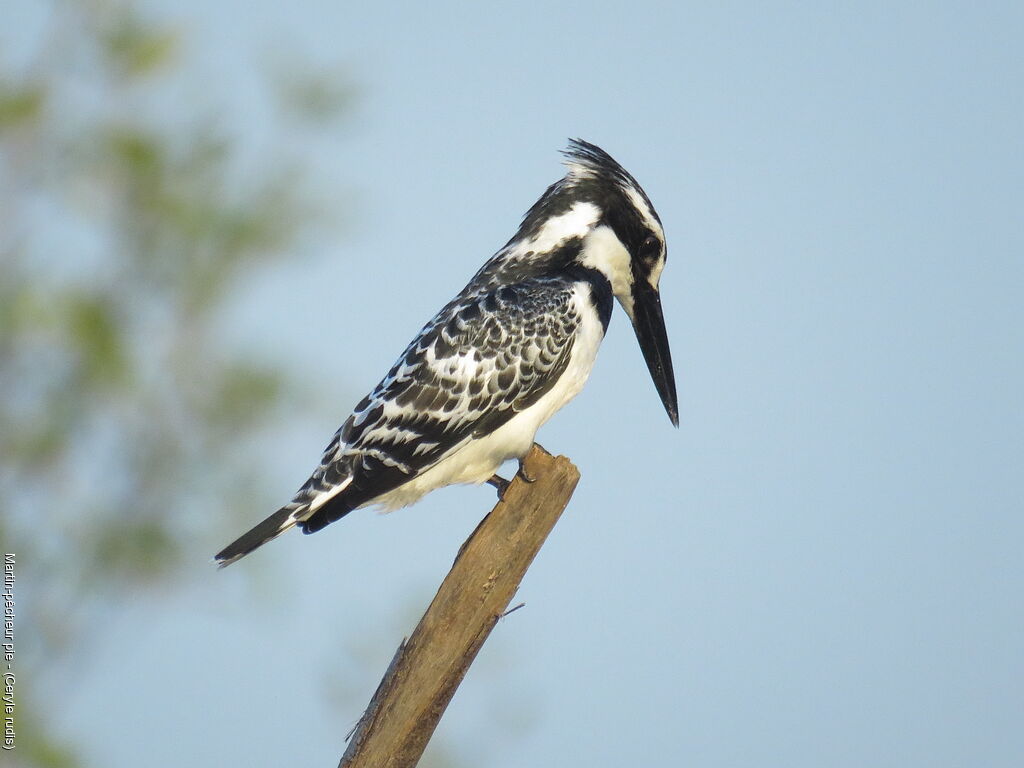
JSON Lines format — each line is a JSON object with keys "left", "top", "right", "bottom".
{"left": 369, "top": 282, "right": 605, "bottom": 511}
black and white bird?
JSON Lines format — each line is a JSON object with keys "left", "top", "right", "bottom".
{"left": 215, "top": 139, "right": 677, "bottom": 567}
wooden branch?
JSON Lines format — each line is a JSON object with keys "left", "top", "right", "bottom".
{"left": 339, "top": 443, "right": 580, "bottom": 768}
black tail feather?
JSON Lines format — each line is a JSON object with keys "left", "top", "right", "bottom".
{"left": 214, "top": 506, "right": 296, "bottom": 568}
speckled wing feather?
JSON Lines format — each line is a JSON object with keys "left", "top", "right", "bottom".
{"left": 296, "top": 275, "right": 582, "bottom": 532}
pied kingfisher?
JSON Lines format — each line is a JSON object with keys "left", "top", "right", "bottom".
{"left": 215, "top": 139, "right": 677, "bottom": 567}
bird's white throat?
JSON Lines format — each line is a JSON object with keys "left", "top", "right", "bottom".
{"left": 580, "top": 224, "right": 635, "bottom": 318}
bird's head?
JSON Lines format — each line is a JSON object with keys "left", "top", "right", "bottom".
{"left": 500, "top": 139, "right": 678, "bottom": 426}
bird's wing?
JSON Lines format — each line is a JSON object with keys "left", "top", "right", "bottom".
{"left": 308, "top": 276, "right": 582, "bottom": 508}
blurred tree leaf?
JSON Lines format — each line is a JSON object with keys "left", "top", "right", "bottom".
{"left": 101, "top": 7, "right": 179, "bottom": 76}
{"left": 0, "top": 81, "right": 44, "bottom": 131}
{"left": 65, "top": 293, "right": 129, "bottom": 388}
{"left": 201, "top": 362, "right": 287, "bottom": 431}
{"left": 272, "top": 63, "right": 358, "bottom": 125}
{"left": 0, "top": 2, "right": 350, "bottom": 765}
{"left": 18, "top": 695, "right": 78, "bottom": 768}
{"left": 85, "top": 516, "right": 179, "bottom": 584}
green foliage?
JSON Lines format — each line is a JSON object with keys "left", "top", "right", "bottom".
{"left": 0, "top": 82, "right": 44, "bottom": 130}
{"left": 272, "top": 63, "right": 359, "bottom": 125}
{"left": 17, "top": 696, "right": 78, "bottom": 768}
{"left": 100, "top": 8, "right": 179, "bottom": 76}
{"left": 65, "top": 293, "right": 129, "bottom": 387}
{"left": 0, "top": 2, "right": 351, "bottom": 765}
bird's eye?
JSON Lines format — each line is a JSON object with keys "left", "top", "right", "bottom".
{"left": 638, "top": 235, "right": 661, "bottom": 263}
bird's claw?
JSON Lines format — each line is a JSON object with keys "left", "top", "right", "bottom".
{"left": 516, "top": 459, "right": 537, "bottom": 484}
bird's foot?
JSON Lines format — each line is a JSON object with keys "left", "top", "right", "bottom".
{"left": 487, "top": 474, "right": 510, "bottom": 498}
{"left": 516, "top": 458, "right": 538, "bottom": 484}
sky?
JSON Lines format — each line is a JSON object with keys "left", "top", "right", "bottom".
{"left": 13, "top": 1, "right": 1024, "bottom": 767}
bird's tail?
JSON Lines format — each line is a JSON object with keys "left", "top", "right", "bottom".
{"left": 214, "top": 505, "right": 300, "bottom": 568}
{"left": 214, "top": 464, "right": 358, "bottom": 567}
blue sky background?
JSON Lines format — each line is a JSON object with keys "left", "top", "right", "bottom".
{"left": 12, "top": 1, "right": 1024, "bottom": 766}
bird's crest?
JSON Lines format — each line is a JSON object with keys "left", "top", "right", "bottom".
{"left": 562, "top": 138, "right": 662, "bottom": 231}
{"left": 562, "top": 138, "right": 627, "bottom": 181}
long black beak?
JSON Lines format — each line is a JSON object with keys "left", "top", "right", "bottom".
{"left": 630, "top": 281, "right": 679, "bottom": 426}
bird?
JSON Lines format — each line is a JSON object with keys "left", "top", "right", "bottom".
{"left": 215, "top": 139, "right": 677, "bottom": 567}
